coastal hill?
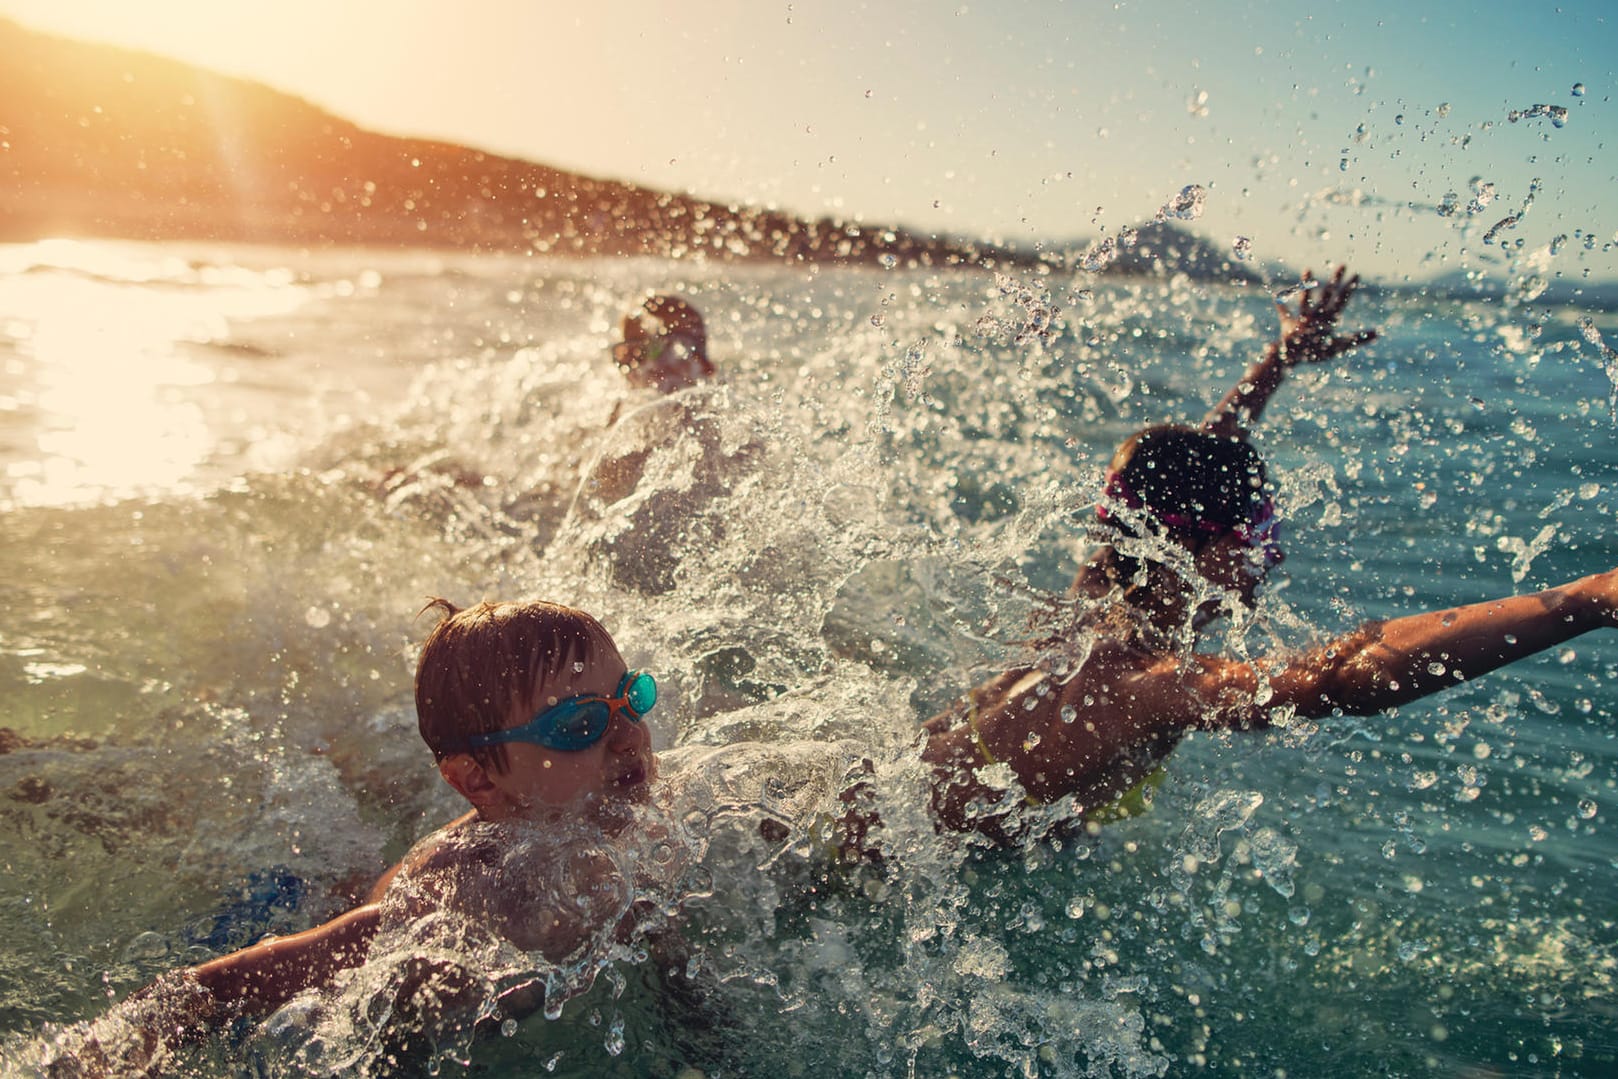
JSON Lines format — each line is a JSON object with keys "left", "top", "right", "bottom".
{"left": 0, "top": 18, "right": 1031, "bottom": 270}
{"left": 0, "top": 18, "right": 1257, "bottom": 281}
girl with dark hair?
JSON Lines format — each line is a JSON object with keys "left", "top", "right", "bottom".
{"left": 919, "top": 266, "right": 1614, "bottom": 840}
{"left": 918, "top": 266, "right": 1406, "bottom": 831}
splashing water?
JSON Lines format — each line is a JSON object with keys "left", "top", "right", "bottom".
{"left": 1577, "top": 316, "right": 1618, "bottom": 420}
{"left": 1507, "top": 103, "right": 1570, "bottom": 128}
{"left": 1, "top": 241, "right": 1615, "bottom": 1077}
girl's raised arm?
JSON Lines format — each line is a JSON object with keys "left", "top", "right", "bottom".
{"left": 1202, "top": 265, "right": 1378, "bottom": 439}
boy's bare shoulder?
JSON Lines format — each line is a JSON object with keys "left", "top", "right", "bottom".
{"left": 380, "top": 812, "right": 634, "bottom": 960}
{"left": 402, "top": 810, "right": 486, "bottom": 870}
{"left": 368, "top": 811, "right": 496, "bottom": 908}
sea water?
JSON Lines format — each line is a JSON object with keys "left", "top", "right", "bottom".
{"left": 0, "top": 238, "right": 1614, "bottom": 1076}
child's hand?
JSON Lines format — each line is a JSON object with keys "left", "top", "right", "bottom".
{"left": 1277, "top": 265, "right": 1377, "bottom": 366}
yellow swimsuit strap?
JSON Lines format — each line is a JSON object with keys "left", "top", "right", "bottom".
{"left": 966, "top": 677, "right": 1164, "bottom": 819}
{"left": 966, "top": 688, "right": 1044, "bottom": 807}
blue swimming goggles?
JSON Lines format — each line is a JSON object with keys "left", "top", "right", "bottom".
{"left": 467, "top": 670, "right": 656, "bottom": 752}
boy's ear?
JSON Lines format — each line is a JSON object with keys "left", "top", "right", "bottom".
{"left": 438, "top": 753, "right": 503, "bottom": 812}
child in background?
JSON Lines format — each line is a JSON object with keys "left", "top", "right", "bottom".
{"left": 611, "top": 294, "right": 715, "bottom": 394}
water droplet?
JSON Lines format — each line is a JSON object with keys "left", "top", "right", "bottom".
{"left": 605, "top": 1016, "right": 626, "bottom": 1056}
{"left": 123, "top": 931, "right": 170, "bottom": 962}
{"left": 1232, "top": 235, "right": 1254, "bottom": 260}
{"left": 1156, "top": 184, "right": 1207, "bottom": 222}
{"left": 680, "top": 864, "right": 715, "bottom": 898}
{"left": 1572, "top": 83, "right": 1586, "bottom": 97}
{"left": 1577, "top": 799, "right": 1598, "bottom": 819}
{"left": 682, "top": 809, "right": 710, "bottom": 838}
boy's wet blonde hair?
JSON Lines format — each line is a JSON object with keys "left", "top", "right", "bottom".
{"left": 414, "top": 599, "right": 618, "bottom": 771}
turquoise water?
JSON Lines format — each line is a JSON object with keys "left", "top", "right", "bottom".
{"left": 0, "top": 239, "right": 1615, "bottom": 1076}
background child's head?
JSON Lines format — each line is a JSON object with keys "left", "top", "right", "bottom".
{"left": 414, "top": 598, "right": 619, "bottom": 773}
{"left": 613, "top": 293, "right": 714, "bottom": 389}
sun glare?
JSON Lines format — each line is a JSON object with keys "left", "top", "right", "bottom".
{"left": 0, "top": 239, "right": 309, "bottom": 508}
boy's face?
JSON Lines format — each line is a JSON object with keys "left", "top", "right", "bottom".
{"left": 469, "top": 644, "right": 660, "bottom": 820}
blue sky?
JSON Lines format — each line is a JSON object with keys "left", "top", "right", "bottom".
{"left": 4, "top": 0, "right": 1615, "bottom": 282}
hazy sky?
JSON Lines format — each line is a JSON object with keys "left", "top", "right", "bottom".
{"left": 5, "top": 0, "right": 1615, "bottom": 282}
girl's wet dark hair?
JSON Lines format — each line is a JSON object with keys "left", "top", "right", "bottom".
{"left": 414, "top": 598, "right": 618, "bottom": 772}
{"left": 1093, "top": 424, "right": 1269, "bottom": 607}
{"left": 1103, "top": 424, "right": 1269, "bottom": 536}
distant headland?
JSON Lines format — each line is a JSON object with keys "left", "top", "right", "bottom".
{"left": 0, "top": 18, "right": 1256, "bottom": 281}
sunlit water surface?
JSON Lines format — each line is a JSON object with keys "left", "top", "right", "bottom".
{"left": 0, "top": 239, "right": 1615, "bottom": 1076}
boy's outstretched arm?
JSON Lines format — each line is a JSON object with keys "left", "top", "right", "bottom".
{"left": 43, "top": 903, "right": 383, "bottom": 1076}
{"left": 181, "top": 901, "right": 382, "bottom": 1015}
{"left": 1202, "top": 265, "right": 1377, "bottom": 439}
